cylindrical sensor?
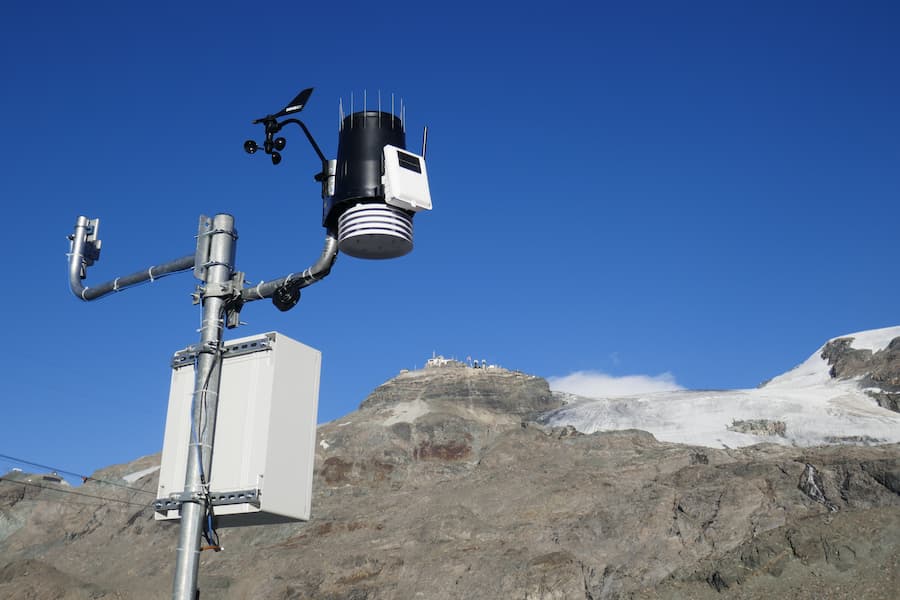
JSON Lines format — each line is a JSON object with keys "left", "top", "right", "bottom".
{"left": 334, "top": 111, "right": 405, "bottom": 203}
{"left": 325, "top": 110, "right": 414, "bottom": 259}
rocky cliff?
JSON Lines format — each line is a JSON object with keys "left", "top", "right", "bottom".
{"left": 821, "top": 334, "right": 900, "bottom": 412}
{"left": 360, "top": 362, "right": 558, "bottom": 416}
{"left": 2, "top": 363, "right": 899, "bottom": 599}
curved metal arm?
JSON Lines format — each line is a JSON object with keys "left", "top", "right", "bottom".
{"left": 241, "top": 229, "right": 339, "bottom": 303}
{"left": 67, "top": 215, "right": 195, "bottom": 301}
{"left": 278, "top": 118, "right": 327, "bottom": 166}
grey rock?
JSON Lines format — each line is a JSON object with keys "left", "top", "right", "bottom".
{"left": 821, "top": 335, "right": 900, "bottom": 413}
{"left": 821, "top": 338, "right": 875, "bottom": 379}
{"left": 360, "top": 363, "right": 560, "bottom": 418}
{"left": 727, "top": 419, "right": 787, "bottom": 437}
{"left": 823, "top": 435, "right": 885, "bottom": 446}
{"left": 865, "top": 390, "right": 900, "bottom": 412}
{"left": 797, "top": 463, "right": 838, "bottom": 512}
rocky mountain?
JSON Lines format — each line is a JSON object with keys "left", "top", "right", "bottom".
{"left": 2, "top": 352, "right": 899, "bottom": 599}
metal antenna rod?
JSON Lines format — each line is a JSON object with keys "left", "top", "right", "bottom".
{"left": 172, "top": 213, "right": 236, "bottom": 600}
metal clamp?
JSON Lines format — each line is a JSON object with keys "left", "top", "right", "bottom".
{"left": 192, "top": 271, "right": 245, "bottom": 308}
{"left": 171, "top": 333, "right": 273, "bottom": 368}
{"left": 154, "top": 488, "right": 261, "bottom": 513}
{"left": 203, "top": 280, "right": 235, "bottom": 298}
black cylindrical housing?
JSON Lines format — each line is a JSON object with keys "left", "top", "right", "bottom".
{"left": 323, "top": 111, "right": 405, "bottom": 227}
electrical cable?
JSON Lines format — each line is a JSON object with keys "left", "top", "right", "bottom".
{"left": 201, "top": 351, "right": 223, "bottom": 552}
{"left": 0, "top": 453, "right": 157, "bottom": 496}
{"left": 2, "top": 352, "right": 224, "bottom": 534}
{"left": 201, "top": 508, "right": 221, "bottom": 551}
{"left": 191, "top": 345, "right": 223, "bottom": 487}
{"left": 0, "top": 477, "right": 153, "bottom": 508}
{"left": 191, "top": 342, "right": 224, "bottom": 553}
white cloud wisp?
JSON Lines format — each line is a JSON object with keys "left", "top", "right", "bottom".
{"left": 547, "top": 370, "right": 683, "bottom": 399}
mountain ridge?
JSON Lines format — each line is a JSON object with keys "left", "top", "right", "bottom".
{"left": 2, "top": 328, "right": 899, "bottom": 599}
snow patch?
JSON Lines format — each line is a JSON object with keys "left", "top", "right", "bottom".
{"left": 319, "top": 440, "right": 330, "bottom": 450}
{"left": 122, "top": 465, "right": 160, "bottom": 483}
{"left": 384, "top": 399, "right": 431, "bottom": 426}
{"left": 765, "top": 325, "right": 900, "bottom": 389}
{"left": 764, "top": 351, "right": 831, "bottom": 389}
{"left": 544, "top": 379, "right": 900, "bottom": 449}
{"left": 838, "top": 325, "right": 900, "bottom": 352}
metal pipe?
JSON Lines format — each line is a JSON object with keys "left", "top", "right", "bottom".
{"left": 172, "top": 214, "right": 235, "bottom": 600}
{"left": 68, "top": 216, "right": 194, "bottom": 301}
{"left": 241, "top": 230, "right": 339, "bottom": 302}
{"left": 279, "top": 118, "right": 328, "bottom": 166}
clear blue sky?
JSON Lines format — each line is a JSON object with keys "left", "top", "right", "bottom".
{"left": 2, "top": 1, "right": 898, "bottom": 482}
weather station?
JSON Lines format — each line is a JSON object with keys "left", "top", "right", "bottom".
{"left": 65, "top": 87, "right": 432, "bottom": 600}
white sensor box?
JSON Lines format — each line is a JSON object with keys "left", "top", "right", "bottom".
{"left": 155, "top": 331, "right": 320, "bottom": 527}
{"left": 382, "top": 144, "right": 432, "bottom": 212}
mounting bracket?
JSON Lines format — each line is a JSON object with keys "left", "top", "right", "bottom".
{"left": 153, "top": 488, "right": 261, "bottom": 514}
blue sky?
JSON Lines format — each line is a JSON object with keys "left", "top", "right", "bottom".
{"left": 1, "top": 1, "right": 898, "bottom": 482}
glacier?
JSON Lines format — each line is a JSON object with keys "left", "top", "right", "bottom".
{"left": 544, "top": 326, "right": 900, "bottom": 448}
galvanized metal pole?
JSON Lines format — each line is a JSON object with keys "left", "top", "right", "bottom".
{"left": 172, "top": 214, "right": 236, "bottom": 600}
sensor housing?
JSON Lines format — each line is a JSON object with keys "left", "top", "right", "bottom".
{"left": 324, "top": 111, "right": 432, "bottom": 259}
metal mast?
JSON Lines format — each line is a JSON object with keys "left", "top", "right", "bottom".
{"left": 172, "top": 214, "right": 235, "bottom": 600}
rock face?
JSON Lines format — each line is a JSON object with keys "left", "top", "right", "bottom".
{"left": 727, "top": 419, "right": 787, "bottom": 437}
{"left": 822, "top": 335, "right": 900, "bottom": 412}
{"left": 2, "top": 365, "right": 900, "bottom": 599}
{"left": 360, "top": 362, "right": 558, "bottom": 418}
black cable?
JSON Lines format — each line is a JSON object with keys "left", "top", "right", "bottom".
{"left": 0, "top": 453, "right": 157, "bottom": 496}
{"left": 0, "top": 477, "right": 153, "bottom": 508}
{"left": 202, "top": 505, "right": 221, "bottom": 549}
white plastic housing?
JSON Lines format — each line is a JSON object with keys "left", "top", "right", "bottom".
{"left": 382, "top": 145, "right": 432, "bottom": 212}
{"left": 156, "top": 331, "right": 320, "bottom": 527}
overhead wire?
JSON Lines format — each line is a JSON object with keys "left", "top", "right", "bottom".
{"left": 2, "top": 319, "right": 227, "bottom": 547}
{"left": 0, "top": 452, "right": 158, "bottom": 496}
{"left": 0, "top": 477, "right": 154, "bottom": 509}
